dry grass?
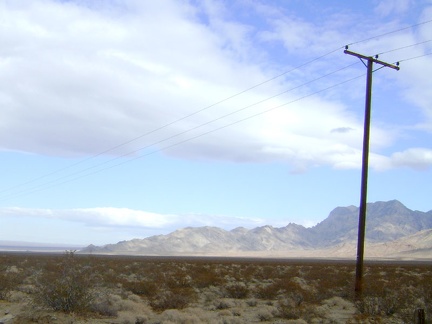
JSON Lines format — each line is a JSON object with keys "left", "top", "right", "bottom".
{"left": 0, "top": 252, "right": 431, "bottom": 323}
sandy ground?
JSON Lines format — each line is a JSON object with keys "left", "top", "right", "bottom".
{"left": 1, "top": 253, "right": 429, "bottom": 323}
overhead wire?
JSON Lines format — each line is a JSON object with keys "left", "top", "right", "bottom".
{"left": 373, "top": 40, "right": 432, "bottom": 65}
{"left": 0, "top": 70, "right": 367, "bottom": 202}
{"left": 368, "top": 40, "right": 432, "bottom": 71}
{"left": 1, "top": 18, "right": 432, "bottom": 201}
{"left": 346, "top": 18, "right": 432, "bottom": 47}
{"left": 0, "top": 61, "right": 360, "bottom": 202}
{"left": 375, "top": 39, "right": 432, "bottom": 56}
{"left": 9, "top": 21, "right": 431, "bottom": 195}
{"left": 0, "top": 46, "right": 344, "bottom": 196}
{"left": 396, "top": 52, "right": 432, "bottom": 63}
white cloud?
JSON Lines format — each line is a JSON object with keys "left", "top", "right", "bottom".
{"left": 374, "top": 0, "right": 413, "bottom": 17}
{"left": 0, "top": 207, "right": 269, "bottom": 232}
{"left": 0, "top": 0, "right": 430, "bottom": 172}
{"left": 259, "top": 17, "right": 315, "bottom": 51}
{"left": 0, "top": 206, "right": 316, "bottom": 244}
{"left": 398, "top": 54, "right": 432, "bottom": 132}
{"left": 390, "top": 148, "right": 432, "bottom": 170}
{"left": 0, "top": 0, "right": 267, "bottom": 156}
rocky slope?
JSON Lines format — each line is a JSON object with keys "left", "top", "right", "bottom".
{"left": 310, "top": 200, "right": 432, "bottom": 246}
{"left": 81, "top": 200, "right": 432, "bottom": 257}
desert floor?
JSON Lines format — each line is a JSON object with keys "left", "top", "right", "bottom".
{"left": 1, "top": 252, "right": 431, "bottom": 323}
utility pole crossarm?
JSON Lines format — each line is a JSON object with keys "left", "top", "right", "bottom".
{"left": 344, "top": 49, "right": 400, "bottom": 70}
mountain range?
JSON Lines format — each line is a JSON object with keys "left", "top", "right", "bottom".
{"left": 81, "top": 200, "right": 432, "bottom": 259}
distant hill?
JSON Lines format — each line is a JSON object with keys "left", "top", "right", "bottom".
{"left": 81, "top": 200, "right": 432, "bottom": 259}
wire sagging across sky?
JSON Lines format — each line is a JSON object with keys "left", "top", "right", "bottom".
{"left": 1, "top": 1, "right": 432, "bottom": 248}
{"left": 1, "top": 17, "right": 431, "bottom": 203}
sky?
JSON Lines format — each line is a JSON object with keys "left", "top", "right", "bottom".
{"left": 0, "top": 0, "right": 431, "bottom": 246}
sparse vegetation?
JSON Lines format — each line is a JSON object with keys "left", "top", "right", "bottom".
{"left": 33, "top": 250, "right": 96, "bottom": 313}
{"left": 0, "top": 269, "right": 21, "bottom": 300}
{"left": 0, "top": 252, "right": 431, "bottom": 323}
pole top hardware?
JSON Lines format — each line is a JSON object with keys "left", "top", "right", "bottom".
{"left": 344, "top": 49, "right": 400, "bottom": 71}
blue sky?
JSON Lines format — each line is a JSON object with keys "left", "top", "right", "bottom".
{"left": 0, "top": 0, "right": 431, "bottom": 246}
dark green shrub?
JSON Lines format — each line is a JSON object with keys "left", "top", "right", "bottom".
{"left": 255, "top": 282, "right": 280, "bottom": 299}
{"left": 122, "top": 279, "right": 158, "bottom": 297}
{"left": 34, "top": 251, "right": 95, "bottom": 313}
{"left": 224, "top": 283, "right": 249, "bottom": 299}
{"left": 149, "top": 288, "right": 196, "bottom": 312}
{"left": 276, "top": 298, "right": 302, "bottom": 320}
{"left": 90, "top": 292, "right": 119, "bottom": 317}
{"left": 0, "top": 270, "right": 21, "bottom": 300}
{"left": 190, "top": 265, "right": 224, "bottom": 288}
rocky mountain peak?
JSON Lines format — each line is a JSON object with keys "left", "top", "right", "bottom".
{"left": 80, "top": 200, "right": 432, "bottom": 256}
{"left": 367, "top": 200, "right": 409, "bottom": 216}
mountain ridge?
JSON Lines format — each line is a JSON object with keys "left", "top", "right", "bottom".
{"left": 81, "top": 200, "right": 432, "bottom": 258}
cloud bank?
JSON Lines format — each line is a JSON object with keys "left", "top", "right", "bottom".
{"left": 0, "top": 0, "right": 431, "bottom": 172}
{"left": 0, "top": 206, "right": 280, "bottom": 241}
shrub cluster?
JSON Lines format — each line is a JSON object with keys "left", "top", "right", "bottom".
{"left": 0, "top": 270, "right": 21, "bottom": 300}
{"left": 34, "top": 250, "right": 95, "bottom": 313}
{"left": 0, "top": 252, "right": 430, "bottom": 323}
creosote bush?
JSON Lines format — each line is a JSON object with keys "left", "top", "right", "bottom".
{"left": 121, "top": 279, "right": 158, "bottom": 297}
{"left": 224, "top": 282, "right": 249, "bottom": 299}
{"left": 0, "top": 252, "right": 431, "bottom": 322}
{"left": 0, "top": 271, "right": 21, "bottom": 300}
{"left": 277, "top": 297, "right": 302, "bottom": 320}
{"left": 149, "top": 288, "right": 196, "bottom": 312}
{"left": 34, "top": 250, "right": 95, "bottom": 313}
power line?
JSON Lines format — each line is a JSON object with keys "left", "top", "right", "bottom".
{"left": 9, "top": 44, "right": 429, "bottom": 202}
{"left": 6, "top": 19, "right": 431, "bottom": 196}
{"left": 347, "top": 18, "right": 432, "bottom": 47}
{"left": 0, "top": 46, "right": 344, "bottom": 196}
{"left": 2, "top": 51, "right": 428, "bottom": 201}
{"left": 397, "top": 52, "right": 432, "bottom": 63}
{"left": 2, "top": 19, "right": 431, "bottom": 200}
{"left": 0, "top": 72, "right": 366, "bottom": 202}
{"left": 376, "top": 39, "right": 432, "bottom": 56}
{"left": 0, "top": 62, "right": 360, "bottom": 202}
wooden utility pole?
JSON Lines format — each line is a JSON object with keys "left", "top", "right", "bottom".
{"left": 344, "top": 47, "right": 399, "bottom": 296}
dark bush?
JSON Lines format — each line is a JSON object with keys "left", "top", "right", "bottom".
{"left": 255, "top": 282, "right": 280, "bottom": 299}
{"left": 224, "top": 283, "right": 249, "bottom": 299}
{"left": 149, "top": 288, "right": 196, "bottom": 312}
{"left": 34, "top": 251, "right": 95, "bottom": 313}
{"left": 122, "top": 279, "right": 158, "bottom": 297}
{"left": 0, "top": 270, "right": 21, "bottom": 300}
